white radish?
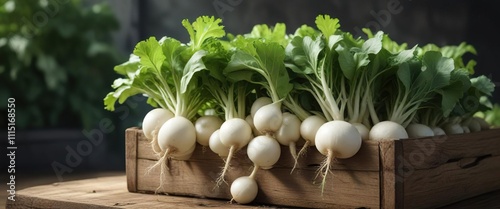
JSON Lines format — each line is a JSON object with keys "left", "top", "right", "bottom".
{"left": 352, "top": 122, "right": 369, "bottom": 141}
{"left": 432, "top": 127, "right": 446, "bottom": 136}
{"left": 142, "top": 108, "right": 174, "bottom": 154}
{"left": 152, "top": 116, "right": 196, "bottom": 193}
{"left": 466, "top": 119, "right": 481, "bottom": 133}
{"left": 245, "top": 115, "right": 262, "bottom": 136}
{"left": 208, "top": 130, "right": 230, "bottom": 157}
{"left": 442, "top": 123, "right": 464, "bottom": 135}
{"left": 195, "top": 115, "right": 223, "bottom": 146}
{"left": 275, "top": 112, "right": 301, "bottom": 172}
{"left": 171, "top": 143, "right": 196, "bottom": 160}
{"left": 230, "top": 175, "right": 258, "bottom": 204}
{"left": 369, "top": 121, "right": 408, "bottom": 141}
{"left": 253, "top": 102, "right": 283, "bottom": 135}
{"left": 300, "top": 115, "right": 326, "bottom": 146}
{"left": 250, "top": 96, "right": 272, "bottom": 118}
{"left": 473, "top": 117, "right": 490, "bottom": 130}
{"left": 406, "top": 123, "right": 434, "bottom": 138}
{"left": 462, "top": 126, "right": 470, "bottom": 133}
{"left": 157, "top": 116, "right": 197, "bottom": 155}
{"left": 315, "top": 121, "right": 362, "bottom": 193}
{"left": 231, "top": 133, "right": 281, "bottom": 205}
{"left": 297, "top": 115, "right": 326, "bottom": 160}
{"left": 247, "top": 135, "right": 281, "bottom": 169}
{"left": 297, "top": 115, "right": 326, "bottom": 158}
{"left": 217, "top": 118, "right": 253, "bottom": 185}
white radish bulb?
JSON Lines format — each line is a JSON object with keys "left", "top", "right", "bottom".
{"left": 473, "top": 117, "right": 490, "bottom": 130}
{"left": 300, "top": 115, "right": 326, "bottom": 146}
{"left": 314, "top": 120, "right": 362, "bottom": 194}
{"left": 230, "top": 176, "right": 258, "bottom": 204}
{"left": 171, "top": 143, "right": 196, "bottom": 160}
{"left": 352, "top": 123, "right": 369, "bottom": 141}
{"left": 253, "top": 102, "right": 283, "bottom": 134}
{"left": 315, "top": 121, "right": 362, "bottom": 159}
{"left": 247, "top": 135, "right": 281, "bottom": 169}
{"left": 217, "top": 118, "right": 253, "bottom": 185}
{"left": 157, "top": 116, "right": 196, "bottom": 154}
{"left": 246, "top": 115, "right": 262, "bottom": 136}
{"left": 195, "top": 115, "right": 223, "bottom": 146}
{"left": 219, "top": 118, "right": 253, "bottom": 148}
{"left": 209, "top": 130, "right": 230, "bottom": 157}
{"left": 275, "top": 113, "right": 301, "bottom": 146}
{"left": 369, "top": 121, "right": 408, "bottom": 141}
{"left": 275, "top": 112, "right": 301, "bottom": 172}
{"left": 462, "top": 126, "right": 470, "bottom": 133}
{"left": 142, "top": 108, "right": 174, "bottom": 140}
{"left": 467, "top": 119, "right": 481, "bottom": 132}
{"left": 432, "top": 127, "right": 446, "bottom": 136}
{"left": 406, "top": 123, "right": 434, "bottom": 138}
{"left": 250, "top": 97, "right": 272, "bottom": 118}
{"left": 443, "top": 123, "right": 464, "bottom": 135}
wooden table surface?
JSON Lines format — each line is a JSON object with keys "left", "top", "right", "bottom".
{"left": 5, "top": 175, "right": 500, "bottom": 209}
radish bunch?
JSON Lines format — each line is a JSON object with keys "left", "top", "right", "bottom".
{"left": 104, "top": 14, "right": 495, "bottom": 205}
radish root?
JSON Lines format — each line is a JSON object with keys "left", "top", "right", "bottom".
{"left": 216, "top": 145, "right": 236, "bottom": 187}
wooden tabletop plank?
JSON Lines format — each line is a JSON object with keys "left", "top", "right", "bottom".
{"left": 5, "top": 175, "right": 500, "bottom": 208}
{"left": 5, "top": 175, "right": 264, "bottom": 209}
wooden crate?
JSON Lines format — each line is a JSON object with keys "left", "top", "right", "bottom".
{"left": 125, "top": 127, "right": 500, "bottom": 208}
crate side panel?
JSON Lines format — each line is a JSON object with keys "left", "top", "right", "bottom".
{"left": 403, "top": 155, "right": 500, "bottom": 209}
{"left": 402, "top": 129, "right": 500, "bottom": 170}
{"left": 135, "top": 156, "right": 380, "bottom": 208}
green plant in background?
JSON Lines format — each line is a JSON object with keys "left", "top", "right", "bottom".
{"left": 0, "top": 0, "right": 122, "bottom": 129}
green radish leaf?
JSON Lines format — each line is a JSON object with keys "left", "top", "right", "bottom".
{"left": 182, "top": 16, "right": 225, "bottom": 51}
{"left": 471, "top": 75, "right": 495, "bottom": 96}
{"left": 114, "top": 54, "right": 140, "bottom": 78}
{"left": 133, "top": 37, "right": 165, "bottom": 72}
{"left": 225, "top": 41, "right": 292, "bottom": 101}
{"left": 159, "top": 37, "right": 184, "bottom": 71}
{"left": 315, "top": 14, "right": 340, "bottom": 39}
{"left": 361, "top": 31, "right": 382, "bottom": 55}
{"left": 180, "top": 50, "right": 207, "bottom": 93}
{"left": 390, "top": 45, "right": 417, "bottom": 66}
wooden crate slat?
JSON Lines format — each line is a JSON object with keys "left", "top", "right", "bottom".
{"left": 401, "top": 129, "right": 500, "bottom": 170}
{"left": 136, "top": 158, "right": 380, "bottom": 208}
{"left": 126, "top": 127, "right": 139, "bottom": 192}
{"left": 403, "top": 155, "right": 500, "bottom": 209}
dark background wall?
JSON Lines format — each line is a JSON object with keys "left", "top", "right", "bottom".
{"left": 108, "top": 0, "right": 499, "bottom": 102}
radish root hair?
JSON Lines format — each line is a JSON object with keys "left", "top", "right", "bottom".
{"left": 315, "top": 149, "right": 333, "bottom": 196}
{"left": 290, "top": 142, "right": 299, "bottom": 174}
{"left": 216, "top": 145, "right": 236, "bottom": 187}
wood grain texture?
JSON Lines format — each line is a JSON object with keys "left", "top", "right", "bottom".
{"left": 136, "top": 152, "right": 380, "bottom": 208}
{"left": 125, "top": 127, "right": 139, "bottom": 192}
{"left": 379, "top": 140, "right": 403, "bottom": 209}
{"left": 131, "top": 128, "right": 381, "bottom": 209}
{"left": 402, "top": 155, "right": 500, "bottom": 209}
{"left": 398, "top": 128, "right": 500, "bottom": 209}
{"left": 401, "top": 128, "right": 500, "bottom": 170}
{"left": 5, "top": 176, "right": 258, "bottom": 209}
{"left": 126, "top": 127, "right": 500, "bottom": 208}
{"left": 6, "top": 175, "right": 500, "bottom": 209}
